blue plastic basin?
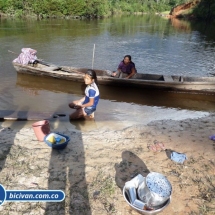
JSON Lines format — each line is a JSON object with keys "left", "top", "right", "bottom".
{"left": 44, "top": 132, "right": 70, "bottom": 149}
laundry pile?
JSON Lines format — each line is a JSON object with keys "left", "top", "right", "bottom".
{"left": 13, "top": 48, "right": 37, "bottom": 65}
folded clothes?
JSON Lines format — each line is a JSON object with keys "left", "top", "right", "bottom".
{"left": 170, "top": 152, "right": 187, "bottom": 164}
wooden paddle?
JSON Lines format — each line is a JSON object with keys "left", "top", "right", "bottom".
{"left": 8, "top": 50, "right": 44, "bottom": 62}
{"left": 8, "top": 50, "right": 17, "bottom": 55}
{"left": 0, "top": 110, "right": 67, "bottom": 121}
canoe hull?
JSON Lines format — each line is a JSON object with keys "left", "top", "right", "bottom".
{"left": 12, "top": 62, "right": 215, "bottom": 94}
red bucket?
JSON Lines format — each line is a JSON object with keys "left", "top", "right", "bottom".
{"left": 32, "top": 120, "right": 50, "bottom": 142}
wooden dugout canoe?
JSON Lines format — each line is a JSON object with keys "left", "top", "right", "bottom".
{"left": 12, "top": 61, "right": 215, "bottom": 94}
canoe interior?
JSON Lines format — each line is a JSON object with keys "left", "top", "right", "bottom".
{"left": 57, "top": 65, "right": 215, "bottom": 83}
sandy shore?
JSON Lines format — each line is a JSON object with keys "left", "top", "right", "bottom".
{"left": 0, "top": 113, "right": 215, "bottom": 215}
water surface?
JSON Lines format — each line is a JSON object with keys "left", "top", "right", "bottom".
{"left": 1, "top": 15, "right": 215, "bottom": 130}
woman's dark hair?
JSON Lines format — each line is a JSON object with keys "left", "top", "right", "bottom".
{"left": 124, "top": 55, "right": 131, "bottom": 61}
{"left": 86, "top": 69, "right": 99, "bottom": 87}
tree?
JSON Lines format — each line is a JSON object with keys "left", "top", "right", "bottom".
{"left": 192, "top": 0, "right": 215, "bottom": 20}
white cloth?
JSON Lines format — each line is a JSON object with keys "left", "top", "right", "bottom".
{"left": 13, "top": 48, "right": 37, "bottom": 65}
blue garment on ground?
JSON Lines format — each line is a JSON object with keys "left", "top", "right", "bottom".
{"left": 209, "top": 135, "right": 215, "bottom": 141}
{"left": 170, "top": 152, "right": 187, "bottom": 164}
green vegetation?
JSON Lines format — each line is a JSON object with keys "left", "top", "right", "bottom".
{"left": 0, "top": 0, "right": 187, "bottom": 19}
{"left": 171, "top": 0, "right": 215, "bottom": 21}
{"left": 192, "top": 0, "right": 215, "bottom": 21}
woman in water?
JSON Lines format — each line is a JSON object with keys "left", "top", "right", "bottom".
{"left": 69, "top": 69, "right": 99, "bottom": 119}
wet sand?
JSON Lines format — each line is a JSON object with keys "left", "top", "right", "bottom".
{"left": 0, "top": 113, "right": 215, "bottom": 215}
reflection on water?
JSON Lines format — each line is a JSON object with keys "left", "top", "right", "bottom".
{"left": 12, "top": 73, "right": 215, "bottom": 130}
{"left": 0, "top": 73, "right": 213, "bottom": 131}
{"left": 16, "top": 74, "right": 215, "bottom": 112}
{"left": 1, "top": 15, "right": 215, "bottom": 75}
{"left": 170, "top": 18, "right": 192, "bottom": 33}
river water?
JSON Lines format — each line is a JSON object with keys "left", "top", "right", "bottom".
{"left": 1, "top": 15, "right": 215, "bottom": 131}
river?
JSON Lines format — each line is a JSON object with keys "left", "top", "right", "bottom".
{"left": 1, "top": 15, "right": 215, "bottom": 131}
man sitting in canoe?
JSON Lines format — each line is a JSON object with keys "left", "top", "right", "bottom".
{"left": 112, "top": 55, "right": 137, "bottom": 79}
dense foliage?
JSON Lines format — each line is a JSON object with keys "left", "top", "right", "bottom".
{"left": 0, "top": 0, "right": 187, "bottom": 18}
{"left": 192, "top": 0, "right": 215, "bottom": 20}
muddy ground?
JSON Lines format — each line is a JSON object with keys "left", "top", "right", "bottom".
{"left": 0, "top": 114, "right": 215, "bottom": 215}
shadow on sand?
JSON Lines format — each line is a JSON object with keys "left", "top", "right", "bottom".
{"left": 45, "top": 120, "right": 92, "bottom": 215}
{"left": 115, "top": 151, "right": 150, "bottom": 191}
{"left": 0, "top": 108, "right": 30, "bottom": 175}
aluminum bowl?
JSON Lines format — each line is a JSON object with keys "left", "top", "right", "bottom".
{"left": 138, "top": 172, "right": 172, "bottom": 208}
{"left": 123, "top": 186, "right": 171, "bottom": 215}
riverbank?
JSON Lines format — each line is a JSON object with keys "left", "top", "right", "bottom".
{"left": 0, "top": 11, "right": 154, "bottom": 20}
{"left": 0, "top": 0, "right": 173, "bottom": 20}
{"left": 0, "top": 113, "right": 215, "bottom": 214}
